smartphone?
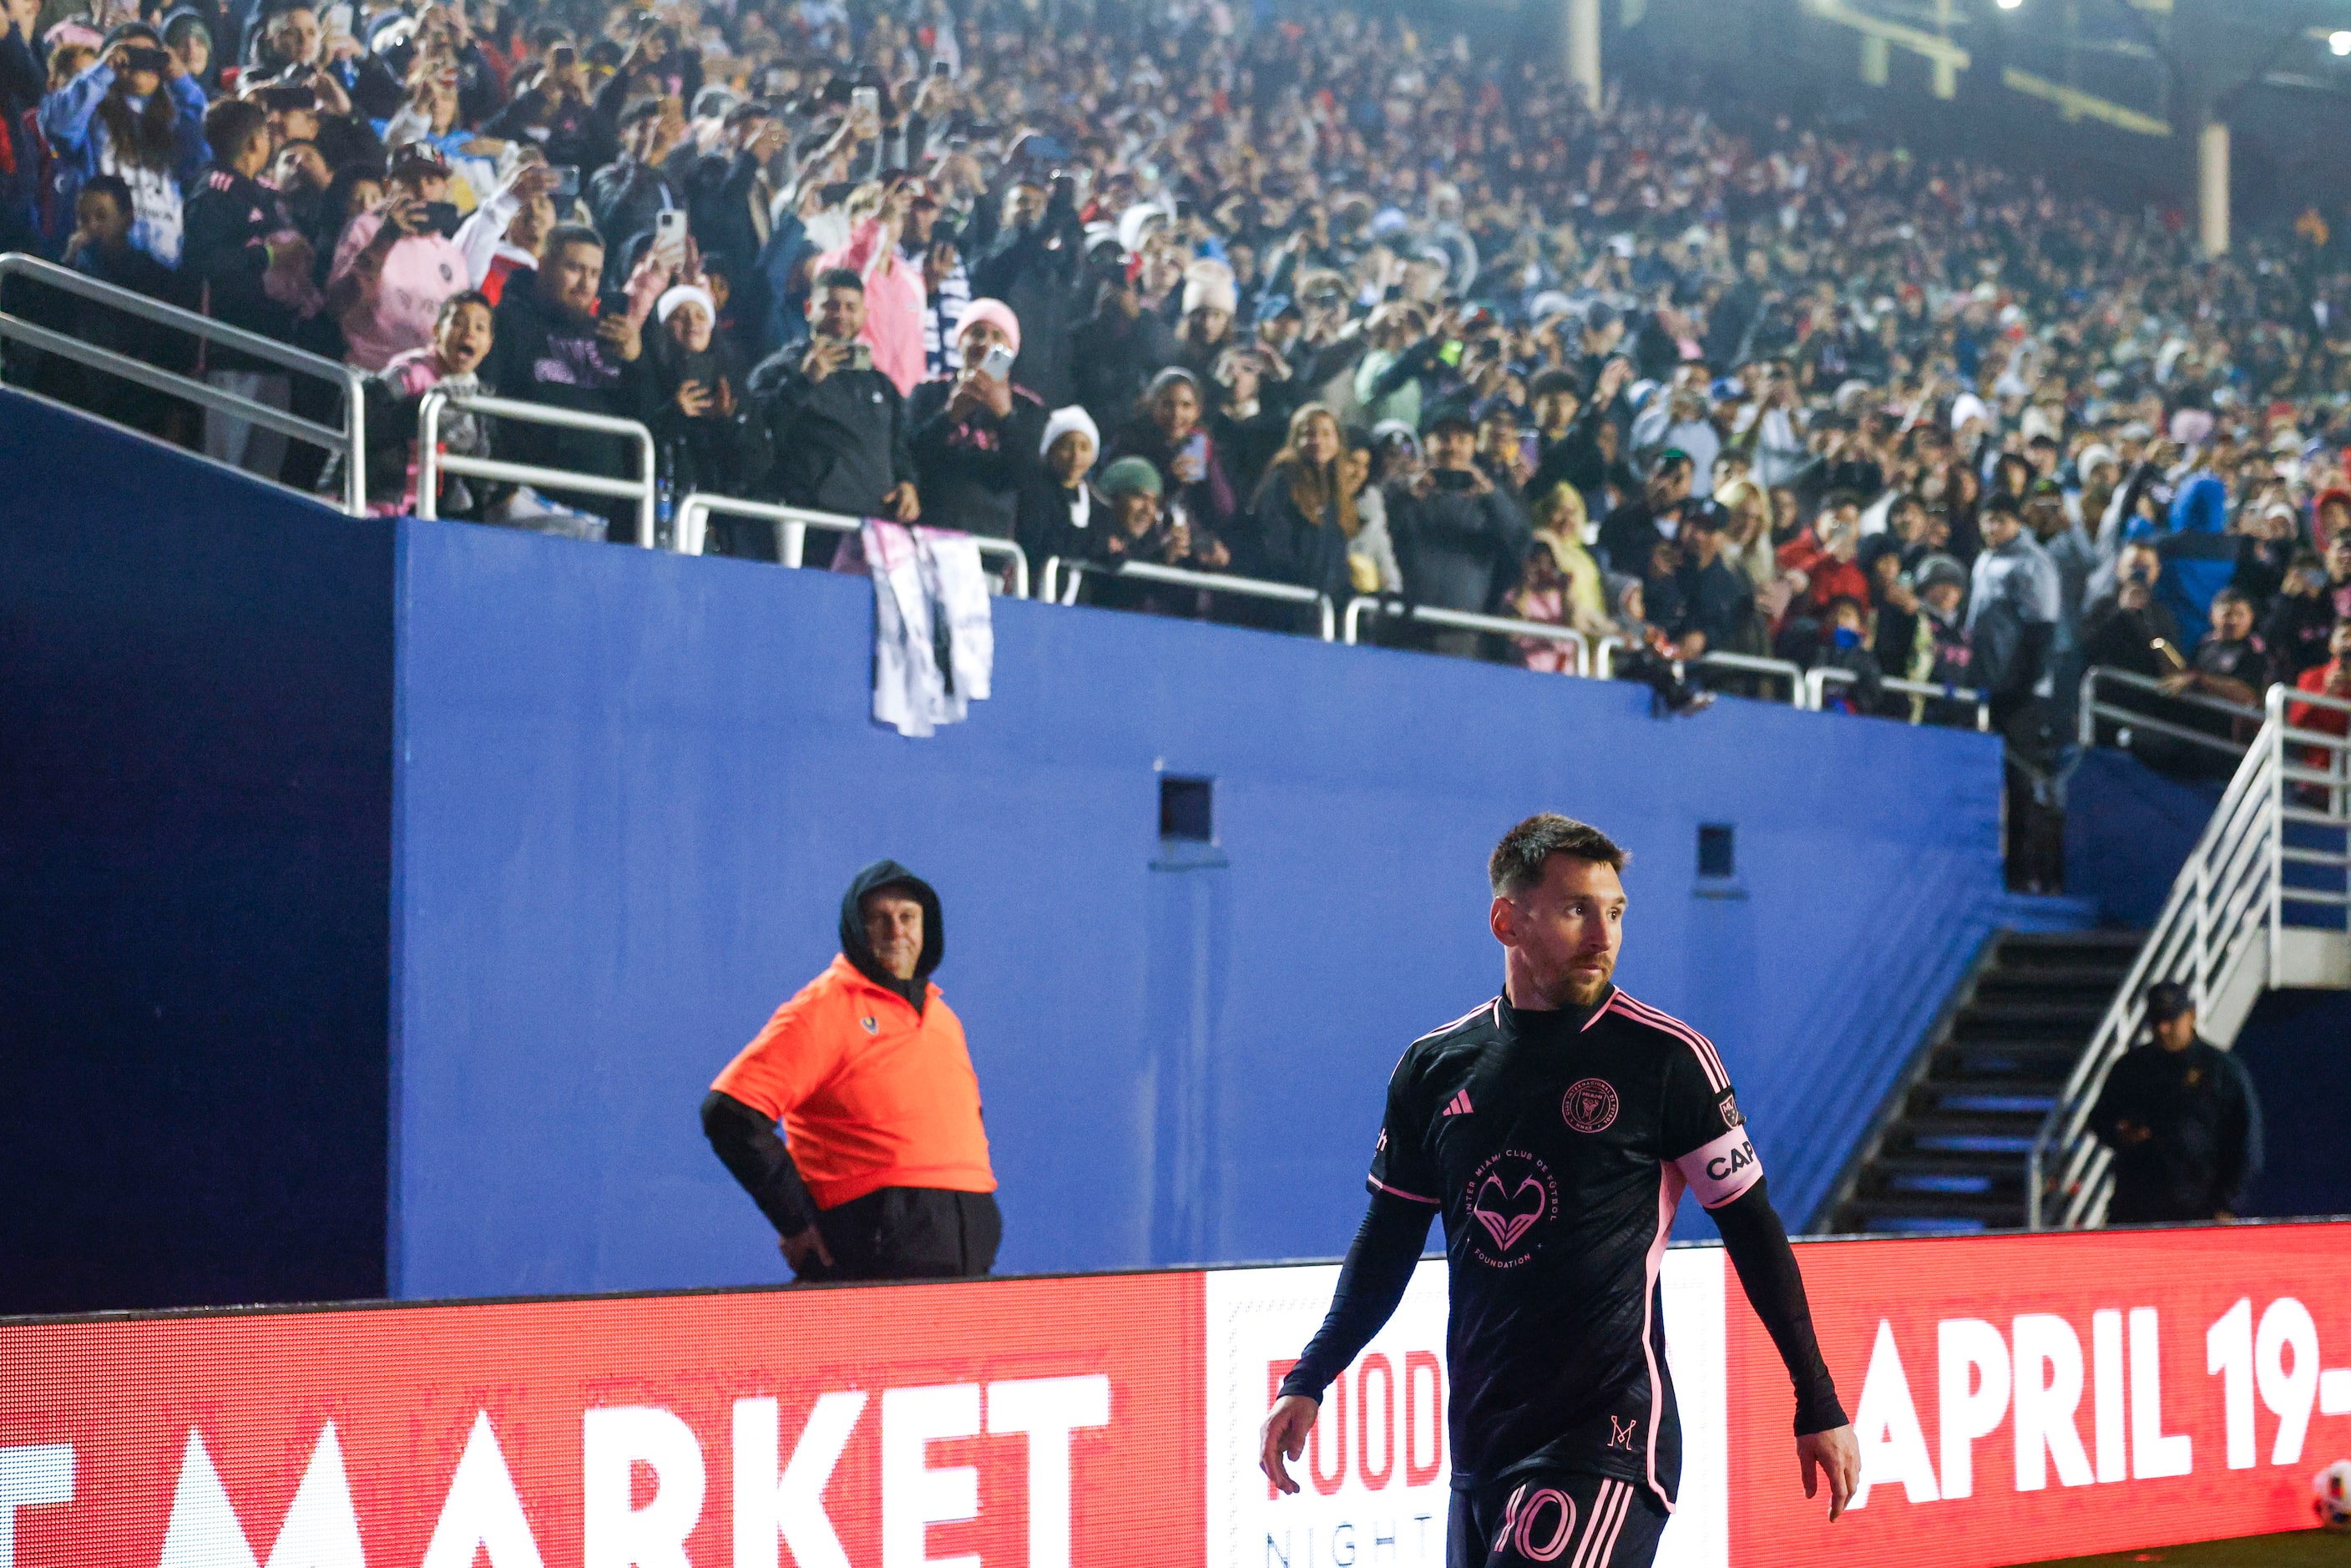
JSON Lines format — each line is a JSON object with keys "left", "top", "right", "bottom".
{"left": 550, "top": 164, "right": 580, "bottom": 200}
{"left": 847, "top": 341, "right": 872, "bottom": 372}
{"left": 121, "top": 44, "right": 172, "bottom": 72}
{"left": 978, "top": 343, "right": 1015, "bottom": 383}
{"left": 2152, "top": 638, "right": 2187, "bottom": 673}
{"left": 851, "top": 85, "right": 880, "bottom": 118}
{"left": 653, "top": 207, "right": 689, "bottom": 259}
{"left": 419, "top": 200, "right": 463, "bottom": 238}
{"left": 1180, "top": 430, "right": 1207, "bottom": 471}
{"left": 931, "top": 58, "right": 950, "bottom": 76}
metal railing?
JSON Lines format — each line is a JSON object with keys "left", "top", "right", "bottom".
{"left": 1807, "top": 666, "right": 1993, "bottom": 731}
{"left": 1590, "top": 640, "right": 1808, "bottom": 704}
{"left": 417, "top": 390, "right": 657, "bottom": 546}
{"left": 675, "top": 494, "right": 1030, "bottom": 597}
{"left": 0, "top": 250, "right": 368, "bottom": 514}
{"left": 1691, "top": 650, "right": 1808, "bottom": 702}
{"left": 2078, "top": 665, "right": 2264, "bottom": 760}
{"left": 1342, "top": 597, "right": 1591, "bottom": 673}
{"left": 1041, "top": 558, "right": 1335, "bottom": 640}
{"left": 2029, "top": 683, "right": 2351, "bottom": 1229}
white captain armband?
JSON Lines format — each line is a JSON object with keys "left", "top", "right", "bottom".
{"left": 1675, "top": 1125, "right": 1763, "bottom": 1210}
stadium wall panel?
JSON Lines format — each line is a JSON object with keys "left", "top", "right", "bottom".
{"left": 0, "top": 389, "right": 394, "bottom": 1312}
{"left": 0, "top": 391, "right": 2016, "bottom": 1308}
{"left": 390, "top": 516, "right": 2010, "bottom": 1297}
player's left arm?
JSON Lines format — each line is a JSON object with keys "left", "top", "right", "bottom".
{"left": 1661, "top": 1048, "right": 1861, "bottom": 1521}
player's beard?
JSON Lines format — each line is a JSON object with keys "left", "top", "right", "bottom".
{"left": 1560, "top": 956, "right": 1614, "bottom": 1008}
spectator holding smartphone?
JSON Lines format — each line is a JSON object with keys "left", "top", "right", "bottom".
{"left": 479, "top": 224, "right": 662, "bottom": 539}
{"left": 746, "top": 266, "right": 918, "bottom": 544}
{"left": 908, "top": 299, "right": 1044, "bottom": 539}
{"left": 39, "top": 23, "right": 207, "bottom": 266}
{"left": 649, "top": 281, "right": 771, "bottom": 503}
{"left": 325, "top": 144, "right": 469, "bottom": 371}
{"left": 1106, "top": 367, "right": 1239, "bottom": 548}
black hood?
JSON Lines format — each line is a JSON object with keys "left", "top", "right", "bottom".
{"left": 839, "top": 859, "right": 944, "bottom": 1001}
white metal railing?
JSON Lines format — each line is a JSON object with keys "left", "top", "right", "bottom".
{"left": 1342, "top": 596, "right": 1590, "bottom": 673}
{"left": 1808, "top": 665, "right": 1993, "bottom": 731}
{"left": 1042, "top": 558, "right": 1335, "bottom": 640}
{"left": 1694, "top": 650, "right": 1808, "bottom": 702}
{"left": 2029, "top": 683, "right": 2351, "bottom": 1229}
{"left": 2079, "top": 665, "right": 2263, "bottom": 760}
{"left": 675, "top": 493, "right": 1029, "bottom": 597}
{"left": 417, "top": 390, "right": 656, "bottom": 546}
{"left": 0, "top": 250, "right": 368, "bottom": 514}
{"left": 1591, "top": 640, "right": 1808, "bottom": 703}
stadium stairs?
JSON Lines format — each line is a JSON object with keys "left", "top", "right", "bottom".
{"left": 1829, "top": 928, "right": 2141, "bottom": 1234}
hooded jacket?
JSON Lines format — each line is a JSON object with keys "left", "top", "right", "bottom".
{"left": 2157, "top": 474, "right": 2239, "bottom": 645}
{"left": 702, "top": 861, "right": 992, "bottom": 1230}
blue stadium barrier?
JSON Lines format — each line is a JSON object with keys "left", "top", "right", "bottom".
{"left": 0, "top": 387, "right": 2035, "bottom": 1310}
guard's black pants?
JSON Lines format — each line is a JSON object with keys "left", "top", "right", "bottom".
{"left": 796, "top": 1186, "right": 1003, "bottom": 1283}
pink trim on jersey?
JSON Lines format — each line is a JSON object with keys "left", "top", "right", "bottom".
{"left": 1641, "top": 1162, "right": 1684, "bottom": 1512}
{"left": 1579, "top": 989, "right": 1615, "bottom": 1031}
{"left": 1609, "top": 992, "right": 1729, "bottom": 1093}
{"left": 1367, "top": 1173, "right": 1440, "bottom": 1205}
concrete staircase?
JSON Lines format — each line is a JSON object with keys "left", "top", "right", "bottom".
{"left": 1832, "top": 930, "right": 2141, "bottom": 1234}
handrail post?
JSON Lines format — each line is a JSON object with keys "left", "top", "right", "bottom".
{"left": 2268, "top": 685, "right": 2285, "bottom": 988}
{"left": 417, "top": 390, "right": 443, "bottom": 521}
{"left": 634, "top": 426, "right": 657, "bottom": 549}
{"left": 1041, "top": 556, "right": 1061, "bottom": 604}
{"left": 1342, "top": 597, "right": 1368, "bottom": 645}
{"left": 2078, "top": 668, "right": 2099, "bottom": 748}
{"left": 341, "top": 366, "right": 367, "bottom": 518}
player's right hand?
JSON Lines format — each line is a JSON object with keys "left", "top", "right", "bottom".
{"left": 1797, "top": 1424, "right": 1862, "bottom": 1522}
{"left": 1259, "top": 1393, "right": 1319, "bottom": 1495}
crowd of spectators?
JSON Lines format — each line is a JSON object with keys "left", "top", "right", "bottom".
{"left": 4, "top": 0, "right": 2351, "bottom": 787}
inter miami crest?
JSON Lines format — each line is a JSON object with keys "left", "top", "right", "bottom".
{"left": 1561, "top": 1076, "right": 1620, "bottom": 1134}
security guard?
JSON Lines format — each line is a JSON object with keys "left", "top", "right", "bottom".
{"left": 700, "top": 860, "right": 1000, "bottom": 1281}
{"left": 2089, "top": 981, "right": 2263, "bottom": 1224}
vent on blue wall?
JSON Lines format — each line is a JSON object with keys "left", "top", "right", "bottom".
{"left": 1160, "top": 776, "right": 1214, "bottom": 842}
{"left": 1698, "top": 823, "right": 1736, "bottom": 880}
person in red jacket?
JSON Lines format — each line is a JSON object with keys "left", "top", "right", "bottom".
{"left": 1774, "top": 490, "right": 1873, "bottom": 626}
{"left": 2287, "top": 618, "right": 2351, "bottom": 780}
{"left": 701, "top": 860, "right": 1000, "bottom": 1282}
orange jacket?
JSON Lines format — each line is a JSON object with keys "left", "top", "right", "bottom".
{"left": 711, "top": 954, "right": 995, "bottom": 1211}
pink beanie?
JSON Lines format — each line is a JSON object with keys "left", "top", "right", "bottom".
{"left": 958, "top": 297, "right": 1022, "bottom": 359}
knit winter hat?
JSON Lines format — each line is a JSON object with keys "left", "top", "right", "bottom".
{"left": 1039, "top": 405, "right": 1100, "bottom": 463}
{"left": 1099, "top": 456, "right": 1163, "bottom": 498}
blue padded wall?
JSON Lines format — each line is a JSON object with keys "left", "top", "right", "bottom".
{"left": 0, "top": 390, "right": 393, "bottom": 1313}
{"left": 391, "top": 518, "right": 2012, "bottom": 1299}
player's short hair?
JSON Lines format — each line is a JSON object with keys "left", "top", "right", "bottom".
{"left": 1489, "top": 814, "right": 1628, "bottom": 898}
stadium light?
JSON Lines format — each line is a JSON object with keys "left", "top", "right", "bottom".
{"left": 2333, "top": 28, "right": 2351, "bottom": 55}
{"left": 1995, "top": 0, "right": 2022, "bottom": 9}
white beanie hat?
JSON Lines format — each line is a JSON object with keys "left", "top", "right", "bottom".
{"left": 1181, "top": 260, "right": 1238, "bottom": 318}
{"left": 1039, "top": 404, "right": 1100, "bottom": 463}
{"left": 655, "top": 284, "right": 718, "bottom": 326}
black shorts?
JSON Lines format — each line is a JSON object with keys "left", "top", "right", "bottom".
{"left": 1447, "top": 1469, "right": 1668, "bottom": 1568}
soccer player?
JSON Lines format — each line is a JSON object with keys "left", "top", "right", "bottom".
{"left": 1260, "top": 814, "right": 1860, "bottom": 1566}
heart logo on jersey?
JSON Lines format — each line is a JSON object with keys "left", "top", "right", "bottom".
{"left": 1471, "top": 1175, "right": 1547, "bottom": 1252}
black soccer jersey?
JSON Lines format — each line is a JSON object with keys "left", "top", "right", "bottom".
{"left": 1364, "top": 985, "right": 1760, "bottom": 1510}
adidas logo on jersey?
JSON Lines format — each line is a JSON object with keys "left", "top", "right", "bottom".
{"left": 1441, "top": 1090, "right": 1474, "bottom": 1117}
